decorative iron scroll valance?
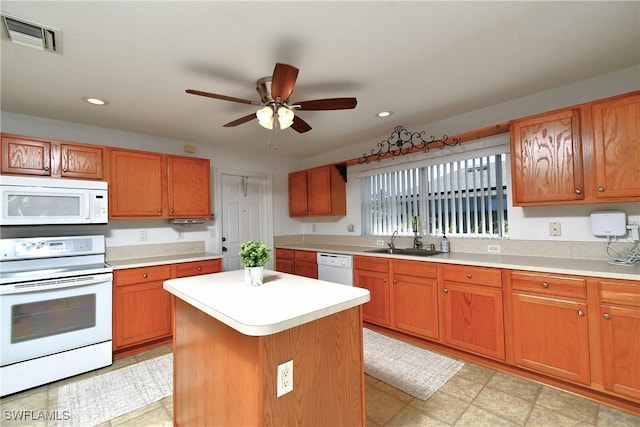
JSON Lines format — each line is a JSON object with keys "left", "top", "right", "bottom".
{"left": 359, "top": 125, "right": 461, "bottom": 164}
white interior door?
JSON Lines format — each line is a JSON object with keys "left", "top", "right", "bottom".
{"left": 221, "top": 174, "right": 270, "bottom": 271}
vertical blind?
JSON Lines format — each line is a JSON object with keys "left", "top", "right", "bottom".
{"left": 361, "top": 154, "right": 508, "bottom": 237}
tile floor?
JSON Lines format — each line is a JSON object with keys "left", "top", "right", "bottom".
{"left": 1, "top": 344, "right": 638, "bottom": 427}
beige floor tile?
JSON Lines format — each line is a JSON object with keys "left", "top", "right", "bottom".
{"left": 0, "top": 387, "right": 49, "bottom": 427}
{"left": 473, "top": 386, "right": 535, "bottom": 425}
{"left": 456, "top": 405, "right": 520, "bottom": 427}
{"left": 111, "top": 405, "right": 172, "bottom": 426}
{"left": 535, "top": 386, "right": 598, "bottom": 424}
{"left": 486, "top": 372, "right": 542, "bottom": 403}
{"left": 596, "top": 404, "right": 640, "bottom": 426}
{"left": 109, "top": 401, "right": 165, "bottom": 426}
{"left": 372, "top": 381, "right": 415, "bottom": 403}
{"left": 455, "top": 363, "right": 495, "bottom": 385}
{"left": 526, "top": 405, "right": 594, "bottom": 427}
{"left": 410, "top": 390, "right": 469, "bottom": 424}
{"left": 365, "top": 386, "right": 407, "bottom": 426}
{"left": 385, "top": 405, "right": 450, "bottom": 427}
{"left": 438, "top": 374, "right": 485, "bottom": 403}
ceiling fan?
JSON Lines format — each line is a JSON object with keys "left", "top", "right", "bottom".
{"left": 186, "top": 63, "right": 357, "bottom": 133}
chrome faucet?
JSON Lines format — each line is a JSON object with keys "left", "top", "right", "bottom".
{"left": 387, "top": 230, "right": 398, "bottom": 250}
{"left": 413, "top": 235, "right": 423, "bottom": 249}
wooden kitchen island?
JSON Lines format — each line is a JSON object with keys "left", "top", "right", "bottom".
{"left": 163, "top": 269, "right": 370, "bottom": 427}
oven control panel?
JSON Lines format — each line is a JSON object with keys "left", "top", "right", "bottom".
{"left": 0, "top": 236, "right": 104, "bottom": 260}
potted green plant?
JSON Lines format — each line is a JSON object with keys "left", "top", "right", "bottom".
{"left": 239, "top": 240, "right": 271, "bottom": 286}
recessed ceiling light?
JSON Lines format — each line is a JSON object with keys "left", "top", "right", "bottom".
{"left": 82, "top": 96, "right": 109, "bottom": 106}
{"left": 376, "top": 111, "right": 392, "bottom": 118}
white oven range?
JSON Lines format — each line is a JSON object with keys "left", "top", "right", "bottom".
{"left": 0, "top": 235, "right": 113, "bottom": 397}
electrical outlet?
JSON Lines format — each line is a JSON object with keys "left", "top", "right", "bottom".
{"left": 277, "top": 360, "right": 293, "bottom": 397}
{"left": 376, "top": 240, "right": 385, "bottom": 246}
{"left": 487, "top": 244, "right": 501, "bottom": 253}
{"left": 139, "top": 230, "right": 148, "bottom": 241}
{"left": 177, "top": 231, "right": 184, "bottom": 240}
{"left": 549, "top": 222, "right": 561, "bottom": 237}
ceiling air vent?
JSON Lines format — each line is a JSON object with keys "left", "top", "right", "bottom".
{"left": 0, "top": 13, "right": 62, "bottom": 53}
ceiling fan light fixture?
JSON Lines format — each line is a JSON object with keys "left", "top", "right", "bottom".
{"left": 256, "top": 106, "right": 274, "bottom": 129}
{"left": 277, "top": 107, "right": 294, "bottom": 130}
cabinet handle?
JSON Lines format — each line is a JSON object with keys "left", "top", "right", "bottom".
{"left": 63, "top": 167, "right": 67, "bottom": 172}
{"left": 382, "top": 278, "right": 387, "bottom": 283}
{"left": 157, "top": 208, "right": 162, "bottom": 213}
{"left": 597, "top": 186, "right": 605, "bottom": 192}
{"left": 444, "top": 288, "right": 449, "bottom": 293}
{"left": 603, "top": 313, "right": 611, "bottom": 320}
{"left": 44, "top": 166, "right": 50, "bottom": 171}
{"left": 466, "top": 273, "right": 472, "bottom": 279}
{"left": 143, "top": 273, "right": 148, "bottom": 278}
{"left": 197, "top": 267, "right": 202, "bottom": 271}
{"left": 170, "top": 208, "right": 174, "bottom": 213}
{"left": 578, "top": 310, "right": 585, "bottom": 317}
{"left": 575, "top": 188, "right": 582, "bottom": 194}
{"left": 393, "top": 279, "right": 397, "bottom": 284}
{"left": 541, "top": 282, "right": 549, "bottom": 288}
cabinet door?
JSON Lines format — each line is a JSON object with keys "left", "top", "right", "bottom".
{"left": 510, "top": 293, "right": 590, "bottom": 384}
{"left": 392, "top": 274, "right": 439, "bottom": 340}
{"left": 591, "top": 92, "right": 640, "bottom": 201}
{"left": 60, "top": 143, "right": 104, "bottom": 179}
{"left": 600, "top": 304, "right": 640, "bottom": 400}
{"left": 276, "top": 259, "right": 295, "bottom": 274}
{"left": 173, "top": 259, "right": 221, "bottom": 278}
{"left": 354, "top": 269, "right": 390, "bottom": 326}
{"left": 442, "top": 281, "right": 505, "bottom": 360}
{"left": 1, "top": 136, "right": 51, "bottom": 176}
{"left": 510, "top": 109, "right": 584, "bottom": 205}
{"left": 294, "top": 261, "right": 318, "bottom": 279}
{"left": 113, "top": 280, "right": 172, "bottom": 348}
{"left": 109, "top": 149, "right": 164, "bottom": 217}
{"left": 307, "top": 166, "right": 333, "bottom": 215}
{"left": 288, "top": 170, "right": 308, "bottom": 216}
{"left": 167, "top": 156, "right": 211, "bottom": 217}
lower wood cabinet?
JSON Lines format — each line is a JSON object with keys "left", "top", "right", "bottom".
{"left": 508, "top": 271, "right": 590, "bottom": 385}
{"left": 275, "top": 248, "right": 295, "bottom": 274}
{"left": 274, "top": 248, "right": 317, "bottom": 279}
{"left": 354, "top": 256, "right": 439, "bottom": 340}
{"left": 441, "top": 264, "right": 505, "bottom": 361}
{"left": 113, "top": 259, "right": 221, "bottom": 358}
{"left": 594, "top": 278, "right": 640, "bottom": 401}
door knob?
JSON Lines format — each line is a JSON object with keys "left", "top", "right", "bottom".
{"left": 222, "top": 237, "right": 227, "bottom": 242}
{"left": 222, "top": 246, "right": 228, "bottom": 252}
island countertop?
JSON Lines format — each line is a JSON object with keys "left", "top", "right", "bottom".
{"left": 163, "top": 269, "right": 370, "bottom": 336}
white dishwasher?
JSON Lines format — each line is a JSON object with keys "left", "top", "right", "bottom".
{"left": 317, "top": 253, "right": 354, "bottom": 286}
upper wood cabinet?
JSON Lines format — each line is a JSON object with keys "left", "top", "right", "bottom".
{"left": 510, "top": 91, "right": 640, "bottom": 206}
{"left": 288, "top": 164, "right": 346, "bottom": 217}
{"left": 109, "top": 148, "right": 210, "bottom": 219}
{"left": 1, "top": 133, "right": 105, "bottom": 180}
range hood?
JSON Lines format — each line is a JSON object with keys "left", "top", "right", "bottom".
{"left": 169, "top": 218, "right": 207, "bottom": 226}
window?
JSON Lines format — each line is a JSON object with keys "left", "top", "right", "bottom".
{"left": 361, "top": 154, "right": 508, "bottom": 237}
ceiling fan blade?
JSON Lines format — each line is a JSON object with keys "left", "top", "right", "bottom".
{"left": 296, "top": 97, "right": 357, "bottom": 110}
{"left": 290, "top": 115, "right": 312, "bottom": 133}
{"left": 186, "top": 89, "right": 262, "bottom": 106}
{"left": 270, "top": 63, "right": 299, "bottom": 102}
{"left": 223, "top": 113, "right": 256, "bottom": 127}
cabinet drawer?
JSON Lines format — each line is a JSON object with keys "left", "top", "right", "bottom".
{"left": 354, "top": 256, "right": 389, "bottom": 273}
{"left": 173, "top": 259, "right": 221, "bottom": 278}
{"left": 511, "top": 272, "right": 586, "bottom": 299}
{"left": 443, "top": 265, "right": 501, "bottom": 288}
{"left": 600, "top": 280, "right": 640, "bottom": 307}
{"left": 276, "top": 248, "right": 295, "bottom": 260}
{"left": 114, "top": 265, "right": 171, "bottom": 286}
{"left": 393, "top": 260, "right": 437, "bottom": 279}
{"left": 294, "top": 250, "right": 316, "bottom": 263}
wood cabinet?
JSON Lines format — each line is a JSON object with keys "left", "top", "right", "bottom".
{"left": 274, "top": 248, "right": 317, "bottom": 278}
{"left": 508, "top": 271, "right": 590, "bottom": 385}
{"left": 288, "top": 164, "right": 346, "bottom": 217}
{"left": 113, "top": 259, "right": 221, "bottom": 358}
{"left": 1, "top": 133, "right": 105, "bottom": 179}
{"left": 109, "top": 148, "right": 210, "bottom": 219}
{"left": 275, "top": 248, "right": 295, "bottom": 274}
{"left": 441, "top": 264, "right": 505, "bottom": 360}
{"left": 510, "top": 91, "right": 640, "bottom": 206}
{"left": 592, "top": 279, "right": 640, "bottom": 401}
{"left": 113, "top": 265, "right": 173, "bottom": 356}
{"left": 294, "top": 250, "right": 318, "bottom": 279}
{"left": 354, "top": 256, "right": 438, "bottom": 340}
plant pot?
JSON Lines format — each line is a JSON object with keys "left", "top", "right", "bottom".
{"left": 244, "top": 266, "right": 264, "bottom": 287}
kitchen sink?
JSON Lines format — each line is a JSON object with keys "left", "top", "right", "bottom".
{"left": 364, "top": 248, "right": 443, "bottom": 257}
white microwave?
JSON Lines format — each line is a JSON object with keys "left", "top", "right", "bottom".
{"left": 0, "top": 176, "right": 108, "bottom": 225}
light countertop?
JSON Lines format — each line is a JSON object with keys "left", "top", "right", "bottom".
{"left": 277, "top": 243, "right": 640, "bottom": 281}
{"left": 108, "top": 252, "right": 222, "bottom": 270}
{"left": 163, "top": 269, "right": 371, "bottom": 336}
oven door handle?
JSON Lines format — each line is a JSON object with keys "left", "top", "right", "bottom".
{"left": 0, "top": 273, "right": 113, "bottom": 295}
